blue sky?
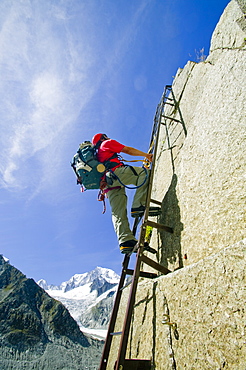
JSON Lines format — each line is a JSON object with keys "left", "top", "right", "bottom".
{"left": 0, "top": 0, "right": 229, "bottom": 285}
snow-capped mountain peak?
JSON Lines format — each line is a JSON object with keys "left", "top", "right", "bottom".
{"left": 1, "top": 255, "right": 9, "bottom": 263}
{"left": 38, "top": 279, "right": 49, "bottom": 290}
{"left": 38, "top": 266, "right": 119, "bottom": 294}
{"left": 37, "top": 266, "right": 120, "bottom": 339}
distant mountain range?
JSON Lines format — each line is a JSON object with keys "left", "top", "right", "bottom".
{"left": 37, "top": 266, "right": 120, "bottom": 340}
{"left": 0, "top": 255, "right": 104, "bottom": 370}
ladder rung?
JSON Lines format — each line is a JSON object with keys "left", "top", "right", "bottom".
{"left": 126, "top": 269, "right": 158, "bottom": 279}
{"left": 162, "top": 115, "right": 182, "bottom": 123}
{"left": 122, "top": 359, "right": 152, "bottom": 369}
{"left": 120, "top": 280, "right": 132, "bottom": 291}
{"left": 150, "top": 198, "right": 162, "bottom": 206}
{"left": 110, "top": 331, "right": 122, "bottom": 336}
{"left": 126, "top": 268, "right": 134, "bottom": 275}
{"left": 145, "top": 220, "right": 173, "bottom": 233}
{"left": 141, "top": 255, "right": 171, "bottom": 275}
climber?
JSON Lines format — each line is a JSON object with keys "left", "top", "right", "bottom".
{"left": 92, "top": 133, "right": 161, "bottom": 254}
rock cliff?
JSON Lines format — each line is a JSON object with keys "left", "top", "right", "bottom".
{"left": 107, "top": 1, "right": 246, "bottom": 369}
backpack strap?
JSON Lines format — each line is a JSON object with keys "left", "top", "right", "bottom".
{"left": 104, "top": 153, "right": 123, "bottom": 170}
{"left": 95, "top": 142, "right": 123, "bottom": 170}
{"left": 71, "top": 160, "right": 82, "bottom": 185}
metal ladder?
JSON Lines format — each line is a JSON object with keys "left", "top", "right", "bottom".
{"left": 99, "top": 85, "right": 185, "bottom": 370}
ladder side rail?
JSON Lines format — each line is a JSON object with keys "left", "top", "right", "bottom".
{"left": 115, "top": 247, "right": 144, "bottom": 369}
{"left": 148, "top": 86, "right": 166, "bottom": 156}
{"left": 99, "top": 216, "right": 140, "bottom": 368}
{"left": 144, "top": 87, "right": 169, "bottom": 218}
{"left": 99, "top": 255, "right": 130, "bottom": 370}
{"left": 115, "top": 91, "right": 166, "bottom": 369}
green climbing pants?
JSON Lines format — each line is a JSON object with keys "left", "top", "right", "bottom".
{"left": 106, "top": 165, "right": 149, "bottom": 244}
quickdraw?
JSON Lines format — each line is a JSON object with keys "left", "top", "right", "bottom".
{"left": 118, "top": 155, "right": 151, "bottom": 169}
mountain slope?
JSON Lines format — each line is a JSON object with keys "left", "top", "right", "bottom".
{"left": 0, "top": 255, "right": 103, "bottom": 369}
{"left": 80, "top": 290, "right": 116, "bottom": 329}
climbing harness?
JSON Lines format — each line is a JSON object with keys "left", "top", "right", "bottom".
{"left": 98, "top": 186, "right": 121, "bottom": 214}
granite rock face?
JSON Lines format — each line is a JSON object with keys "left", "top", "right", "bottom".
{"left": 110, "top": 240, "right": 245, "bottom": 369}
{"left": 0, "top": 255, "right": 103, "bottom": 369}
{"left": 107, "top": 1, "right": 246, "bottom": 368}
{"left": 210, "top": 0, "right": 246, "bottom": 50}
{"left": 152, "top": 0, "right": 246, "bottom": 271}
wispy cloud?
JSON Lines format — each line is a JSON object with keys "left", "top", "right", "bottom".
{"left": 0, "top": 1, "right": 95, "bottom": 192}
{"left": 0, "top": 0, "right": 151, "bottom": 194}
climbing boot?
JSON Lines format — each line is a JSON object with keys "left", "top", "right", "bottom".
{"left": 120, "top": 240, "right": 137, "bottom": 254}
{"left": 120, "top": 240, "right": 157, "bottom": 254}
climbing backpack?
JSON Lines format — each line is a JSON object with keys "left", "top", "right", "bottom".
{"left": 71, "top": 141, "right": 119, "bottom": 190}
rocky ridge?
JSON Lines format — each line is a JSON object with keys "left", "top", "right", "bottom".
{"left": 0, "top": 255, "right": 103, "bottom": 370}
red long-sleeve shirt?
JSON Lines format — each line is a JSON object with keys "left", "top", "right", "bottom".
{"left": 97, "top": 139, "right": 125, "bottom": 171}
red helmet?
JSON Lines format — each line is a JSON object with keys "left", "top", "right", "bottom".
{"left": 92, "top": 133, "right": 108, "bottom": 146}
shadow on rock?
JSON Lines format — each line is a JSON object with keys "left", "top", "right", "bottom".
{"left": 158, "top": 174, "right": 184, "bottom": 270}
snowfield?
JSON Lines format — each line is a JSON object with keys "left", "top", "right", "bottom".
{"left": 38, "top": 266, "right": 119, "bottom": 339}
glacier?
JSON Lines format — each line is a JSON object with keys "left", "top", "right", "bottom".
{"left": 37, "top": 266, "right": 120, "bottom": 340}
